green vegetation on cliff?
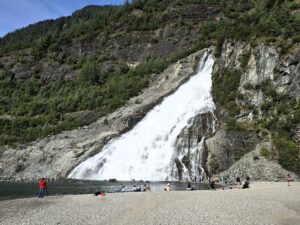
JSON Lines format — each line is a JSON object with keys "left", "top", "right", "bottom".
{"left": 210, "top": 0, "right": 300, "bottom": 174}
{"left": 0, "top": 0, "right": 300, "bottom": 174}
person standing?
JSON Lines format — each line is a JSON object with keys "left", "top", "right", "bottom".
{"left": 287, "top": 174, "right": 292, "bottom": 186}
{"left": 38, "top": 178, "right": 47, "bottom": 198}
{"left": 236, "top": 177, "right": 241, "bottom": 189}
{"left": 210, "top": 179, "right": 215, "bottom": 190}
{"left": 220, "top": 176, "right": 225, "bottom": 185}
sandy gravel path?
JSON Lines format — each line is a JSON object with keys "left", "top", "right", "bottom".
{"left": 0, "top": 182, "right": 299, "bottom": 225}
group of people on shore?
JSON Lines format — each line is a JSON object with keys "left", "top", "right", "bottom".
{"left": 207, "top": 175, "right": 251, "bottom": 190}
{"left": 132, "top": 183, "right": 151, "bottom": 192}
{"left": 235, "top": 176, "right": 250, "bottom": 189}
{"left": 37, "top": 173, "right": 294, "bottom": 198}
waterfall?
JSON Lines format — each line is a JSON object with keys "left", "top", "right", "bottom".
{"left": 69, "top": 51, "right": 215, "bottom": 181}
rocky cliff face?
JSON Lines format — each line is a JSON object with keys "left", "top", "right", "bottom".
{"left": 204, "top": 41, "right": 300, "bottom": 181}
{"left": 0, "top": 50, "right": 206, "bottom": 181}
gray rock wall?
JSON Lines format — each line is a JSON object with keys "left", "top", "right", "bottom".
{"left": 219, "top": 143, "right": 299, "bottom": 182}
{"left": 205, "top": 40, "right": 300, "bottom": 181}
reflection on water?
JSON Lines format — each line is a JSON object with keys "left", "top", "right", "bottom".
{"left": 0, "top": 180, "right": 209, "bottom": 200}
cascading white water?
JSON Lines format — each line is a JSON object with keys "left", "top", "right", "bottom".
{"left": 69, "top": 51, "right": 215, "bottom": 181}
{"left": 173, "top": 112, "right": 215, "bottom": 182}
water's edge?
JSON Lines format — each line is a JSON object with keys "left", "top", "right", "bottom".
{"left": 0, "top": 180, "right": 210, "bottom": 201}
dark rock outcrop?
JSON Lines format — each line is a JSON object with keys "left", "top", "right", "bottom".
{"left": 172, "top": 111, "right": 215, "bottom": 181}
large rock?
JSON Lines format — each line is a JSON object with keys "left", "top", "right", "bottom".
{"left": 219, "top": 143, "right": 299, "bottom": 182}
{"left": 206, "top": 127, "right": 259, "bottom": 174}
{"left": 240, "top": 44, "right": 279, "bottom": 87}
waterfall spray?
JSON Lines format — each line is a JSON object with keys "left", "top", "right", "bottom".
{"left": 69, "top": 51, "right": 215, "bottom": 181}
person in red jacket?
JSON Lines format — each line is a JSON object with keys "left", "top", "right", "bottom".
{"left": 38, "top": 178, "right": 47, "bottom": 198}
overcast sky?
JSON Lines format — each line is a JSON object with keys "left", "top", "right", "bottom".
{"left": 0, "top": 0, "right": 126, "bottom": 37}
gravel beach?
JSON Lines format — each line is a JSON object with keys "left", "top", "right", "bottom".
{"left": 0, "top": 182, "right": 299, "bottom": 225}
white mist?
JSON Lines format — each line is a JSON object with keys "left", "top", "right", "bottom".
{"left": 69, "top": 52, "right": 215, "bottom": 181}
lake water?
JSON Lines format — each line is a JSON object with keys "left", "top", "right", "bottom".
{"left": 0, "top": 180, "right": 209, "bottom": 200}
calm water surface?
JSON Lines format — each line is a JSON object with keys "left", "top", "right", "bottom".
{"left": 0, "top": 180, "right": 209, "bottom": 200}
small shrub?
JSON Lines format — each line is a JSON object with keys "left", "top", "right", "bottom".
{"left": 79, "top": 60, "right": 101, "bottom": 85}
{"left": 260, "top": 147, "right": 269, "bottom": 157}
{"left": 225, "top": 118, "right": 239, "bottom": 131}
{"left": 253, "top": 155, "right": 260, "bottom": 161}
{"left": 262, "top": 130, "right": 269, "bottom": 137}
{"left": 273, "top": 136, "right": 300, "bottom": 172}
{"left": 260, "top": 101, "right": 272, "bottom": 113}
{"left": 234, "top": 149, "right": 247, "bottom": 161}
{"left": 209, "top": 157, "right": 220, "bottom": 174}
{"left": 239, "top": 51, "right": 251, "bottom": 69}
{"left": 292, "top": 35, "right": 300, "bottom": 43}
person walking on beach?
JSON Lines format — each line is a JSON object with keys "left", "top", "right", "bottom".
{"left": 38, "top": 178, "right": 47, "bottom": 198}
{"left": 287, "top": 174, "right": 292, "bottom": 186}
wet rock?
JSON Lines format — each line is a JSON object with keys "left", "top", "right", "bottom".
{"left": 173, "top": 111, "right": 215, "bottom": 181}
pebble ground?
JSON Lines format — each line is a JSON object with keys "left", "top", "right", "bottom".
{"left": 0, "top": 182, "right": 299, "bottom": 225}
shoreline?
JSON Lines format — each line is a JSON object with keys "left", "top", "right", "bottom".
{"left": 0, "top": 180, "right": 210, "bottom": 201}
{"left": 0, "top": 180, "right": 295, "bottom": 201}
{"left": 1, "top": 182, "right": 299, "bottom": 225}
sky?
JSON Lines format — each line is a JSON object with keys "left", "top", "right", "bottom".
{"left": 0, "top": 0, "right": 126, "bottom": 37}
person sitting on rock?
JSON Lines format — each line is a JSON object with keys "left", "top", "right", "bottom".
{"left": 164, "top": 183, "right": 172, "bottom": 191}
{"left": 242, "top": 176, "right": 250, "bottom": 189}
{"left": 186, "top": 182, "right": 194, "bottom": 191}
{"left": 143, "top": 183, "right": 151, "bottom": 192}
{"left": 132, "top": 185, "right": 142, "bottom": 192}
{"left": 94, "top": 191, "right": 106, "bottom": 196}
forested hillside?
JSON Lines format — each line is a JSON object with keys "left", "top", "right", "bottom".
{"left": 0, "top": 0, "right": 300, "bottom": 174}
